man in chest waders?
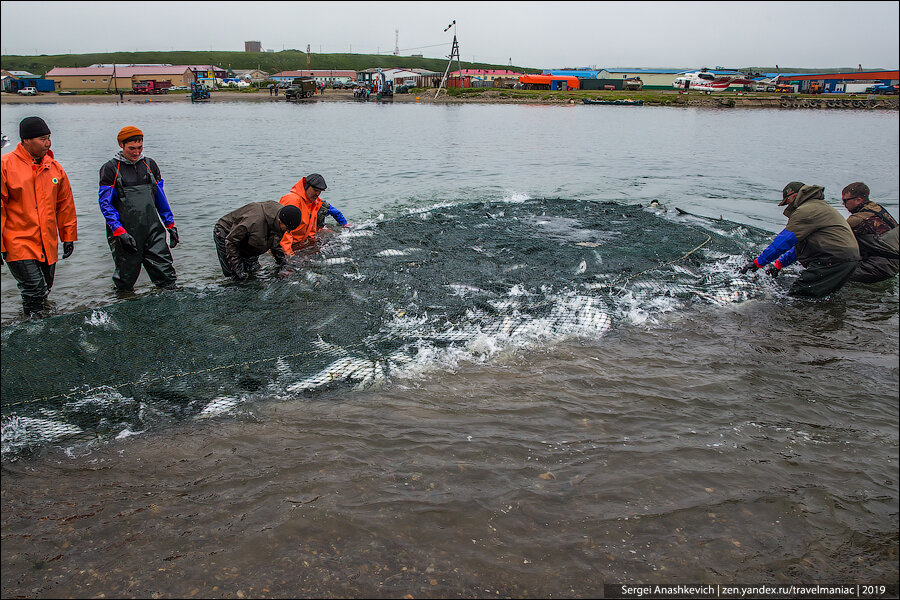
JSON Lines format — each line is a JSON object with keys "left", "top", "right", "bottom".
{"left": 98, "top": 126, "right": 179, "bottom": 292}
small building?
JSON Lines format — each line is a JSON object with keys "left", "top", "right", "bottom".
{"left": 409, "top": 68, "right": 442, "bottom": 88}
{"left": 1, "top": 69, "right": 17, "bottom": 92}
{"left": 271, "top": 70, "right": 357, "bottom": 86}
{"left": 233, "top": 69, "right": 269, "bottom": 83}
{"left": 245, "top": 41, "right": 262, "bottom": 53}
{"left": 186, "top": 65, "right": 228, "bottom": 82}
{"left": 451, "top": 69, "right": 524, "bottom": 88}
{"left": 382, "top": 68, "right": 420, "bottom": 87}
{"left": 356, "top": 68, "right": 380, "bottom": 86}
{"left": 774, "top": 69, "right": 899, "bottom": 93}
{"left": 2, "top": 70, "right": 53, "bottom": 92}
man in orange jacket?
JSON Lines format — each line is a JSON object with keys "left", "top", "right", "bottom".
{"left": 278, "top": 173, "right": 328, "bottom": 255}
{"left": 1, "top": 117, "right": 77, "bottom": 316}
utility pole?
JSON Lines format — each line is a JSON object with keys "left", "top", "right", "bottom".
{"left": 435, "top": 20, "right": 461, "bottom": 98}
{"left": 307, "top": 44, "right": 311, "bottom": 72}
{"left": 394, "top": 29, "right": 399, "bottom": 56}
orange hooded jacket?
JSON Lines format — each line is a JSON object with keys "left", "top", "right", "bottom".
{"left": 1, "top": 143, "right": 77, "bottom": 263}
{"left": 279, "top": 177, "right": 323, "bottom": 255}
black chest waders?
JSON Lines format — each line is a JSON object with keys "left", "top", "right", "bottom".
{"left": 106, "top": 179, "right": 176, "bottom": 291}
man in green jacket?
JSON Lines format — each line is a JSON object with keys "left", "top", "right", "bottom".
{"left": 841, "top": 182, "right": 899, "bottom": 283}
{"left": 741, "top": 182, "right": 860, "bottom": 298}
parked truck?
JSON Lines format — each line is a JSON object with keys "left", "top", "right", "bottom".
{"left": 842, "top": 82, "right": 877, "bottom": 94}
{"left": 132, "top": 80, "right": 172, "bottom": 95}
{"left": 284, "top": 77, "right": 317, "bottom": 101}
{"left": 866, "top": 83, "right": 898, "bottom": 95}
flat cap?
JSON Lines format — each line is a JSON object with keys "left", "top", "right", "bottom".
{"left": 306, "top": 173, "right": 327, "bottom": 191}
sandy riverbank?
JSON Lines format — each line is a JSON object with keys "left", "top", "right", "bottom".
{"left": 3, "top": 89, "right": 898, "bottom": 110}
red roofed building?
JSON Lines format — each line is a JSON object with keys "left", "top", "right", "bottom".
{"left": 45, "top": 65, "right": 195, "bottom": 91}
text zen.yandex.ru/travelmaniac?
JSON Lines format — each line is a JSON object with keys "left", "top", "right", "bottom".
{"left": 604, "top": 584, "right": 896, "bottom": 599}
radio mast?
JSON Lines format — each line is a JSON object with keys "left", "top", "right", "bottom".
{"left": 435, "top": 20, "right": 461, "bottom": 98}
{"left": 394, "top": 29, "right": 399, "bottom": 56}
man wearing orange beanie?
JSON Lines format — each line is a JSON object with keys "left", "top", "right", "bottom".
{"left": 98, "top": 125, "right": 178, "bottom": 292}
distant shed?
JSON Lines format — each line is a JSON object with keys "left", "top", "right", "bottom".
{"left": 774, "top": 70, "right": 899, "bottom": 93}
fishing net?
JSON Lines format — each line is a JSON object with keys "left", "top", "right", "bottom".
{"left": 1, "top": 198, "right": 770, "bottom": 458}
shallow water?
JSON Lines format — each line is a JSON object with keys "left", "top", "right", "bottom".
{"left": 1, "top": 102, "right": 898, "bottom": 597}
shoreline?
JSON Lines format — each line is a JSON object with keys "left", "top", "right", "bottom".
{"left": 3, "top": 89, "right": 898, "bottom": 110}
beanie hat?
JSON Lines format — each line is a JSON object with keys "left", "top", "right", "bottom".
{"left": 278, "top": 205, "right": 303, "bottom": 230}
{"left": 780, "top": 181, "right": 805, "bottom": 206}
{"left": 117, "top": 126, "right": 144, "bottom": 143}
{"left": 306, "top": 173, "right": 327, "bottom": 190}
{"left": 19, "top": 116, "right": 51, "bottom": 140}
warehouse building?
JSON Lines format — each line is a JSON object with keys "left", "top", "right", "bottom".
{"left": 271, "top": 70, "right": 358, "bottom": 86}
{"left": 45, "top": 65, "right": 195, "bottom": 91}
{"left": 774, "top": 69, "right": 899, "bottom": 93}
{"left": 543, "top": 68, "right": 687, "bottom": 90}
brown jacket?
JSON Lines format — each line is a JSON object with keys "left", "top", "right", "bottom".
{"left": 214, "top": 201, "right": 287, "bottom": 269}
{"left": 782, "top": 185, "right": 859, "bottom": 266}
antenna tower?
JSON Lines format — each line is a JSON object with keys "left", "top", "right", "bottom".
{"left": 306, "top": 44, "right": 311, "bottom": 72}
{"left": 394, "top": 29, "right": 399, "bottom": 56}
{"left": 435, "top": 20, "right": 461, "bottom": 98}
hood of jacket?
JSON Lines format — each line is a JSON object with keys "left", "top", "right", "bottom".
{"left": 114, "top": 150, "right": 144, "bottom": 165}
{"left": 783, "top": 184, "right": 825, "bottom": 218}
{"left": 11, "top": 142, "right": 56, "bottom": 167}
{"left": 289, "top": 177, "right": 316, "bottom": 205}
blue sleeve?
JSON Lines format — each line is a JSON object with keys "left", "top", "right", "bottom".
{"left": 755, "top": 229, "right": 797, "bottom": 267}
{"left": 153, "top": 179, "right": 175, "bottom": 227}
{"left": 328, "top": 205, "right": 347, "bottom": 226}
{"left": 98, "top": 185, "right": 124, "bottom": 233}
{"left": 776, "top": 247, "right": 797, "bottom": 268}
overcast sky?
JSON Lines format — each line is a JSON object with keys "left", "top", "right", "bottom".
{"left": 1, "top": 1, "right": 898, "bottom": 70}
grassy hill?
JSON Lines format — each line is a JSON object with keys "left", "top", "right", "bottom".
{"left": 1, "top": 50, "right": 880, "bottom": 78}
{"left": 0, "top": 50, "right": 541, "bottom": 76}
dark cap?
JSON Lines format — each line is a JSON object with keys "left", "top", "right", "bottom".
{"left": 306, "top": 173, "right": 327, "bottom": 191}
{"left": 19, "top": 116, "right": 51, "bottom": 140}
{"left": 780, "top": 181, "right": 804, "bottom": 206}
{"left": 278, "top": 205, "right": 303, "bottom": 231}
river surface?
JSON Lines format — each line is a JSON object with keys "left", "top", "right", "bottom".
{"left": 1, "top": 101, "right": 898, "bottom": 598}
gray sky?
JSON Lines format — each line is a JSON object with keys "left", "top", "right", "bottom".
{"left": 1, "top": 1, "right": 898, "bottom": 70}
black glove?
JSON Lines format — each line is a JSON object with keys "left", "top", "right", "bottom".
{"left": 117, "top": 231, "right": 138, "bottom": 254}
{"left": 232, "top": 262, "right": 248, "bottom": 281}
{"left": 62, "top": 241, "right": 74, "bottom": 259}
{"left": 168, "top": 226, "right": 179, "bottom": 248}
{"left": 766, "top": 265, "right": 781, "bottom": 278}
{"left": 739, "top": 260, "right": 759, "bottom": 274}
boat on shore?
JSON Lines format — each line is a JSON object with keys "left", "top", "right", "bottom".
{"left": 582, "top": 98, "right": 643, "bottom": 106}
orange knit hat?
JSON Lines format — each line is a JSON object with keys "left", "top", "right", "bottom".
{"left": 117, "top": 126, "right": 143, "bottom": 143}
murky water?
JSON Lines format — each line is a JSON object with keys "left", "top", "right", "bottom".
{"left": 1, "top": 102, "right": 898, "bottom": 597}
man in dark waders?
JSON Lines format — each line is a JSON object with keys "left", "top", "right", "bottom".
{"left": 841, "top": 182, "right": 899, "bottom": 283}
{"left": 741, "top": 181, "right": 860, "bottom": 298}
{"left": 98, "top": 126, "right": 179, "bottom": 292}
{"left": 1, "top": 116, "right": 78, "bottom": 317}
{"left": 213, "top": 202, "right": 302, "bottom": 280}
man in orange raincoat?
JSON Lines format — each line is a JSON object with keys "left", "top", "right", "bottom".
{"left": 278, "top": 173, "right": 348, "bottom": 255}
{"left": 1, "top": 117, "right": 77, "bottom": 316}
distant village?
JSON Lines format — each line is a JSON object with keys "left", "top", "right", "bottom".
{"left": 2, "top": 39, "right": 897, "bottom": 96}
